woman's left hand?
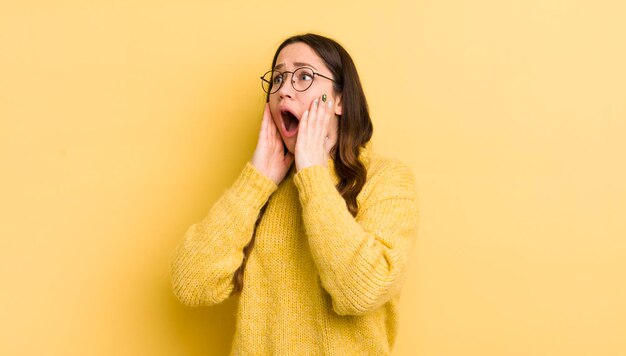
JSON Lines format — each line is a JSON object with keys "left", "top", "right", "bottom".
{"left": 295, "top": 96, "right": 335, "bottom": 172}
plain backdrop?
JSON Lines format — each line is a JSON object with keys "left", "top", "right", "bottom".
{"left": 1, "top": 0, "right": 625, "bottom": 355}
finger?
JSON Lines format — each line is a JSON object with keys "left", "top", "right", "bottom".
{"left": 263, "top": 103, "right": 272, "bottom": 125}
{"left": 297, "top": 109, "right": 309, "bottom": 147}
{"left": 267, "top": 117, "right": 276, "bottom": 148}
{"left": 308, "top": 97, "right": 319, "bottom": 134}
{"left": 267, "top": 115, "right": 282, "bottom": 151}
{"left": 259, "top": 104, "right": 269, "bottom": 138}
{"left": 265, "top": 108, "right": 274, "bottom": 142}
{"left": 265, "top": 104, "right": 277, "bottom": 142}
{"left": 263, "top": 102, "right": 271, "bottom": 119}
{"left": 323, "top": 99, "right": 334, "bottom": 136}
{"left": 315, "top": 96, "right": 327, "bottom": 139}
{"left": 267, "top": 109, "right": 284, "bottom": 151}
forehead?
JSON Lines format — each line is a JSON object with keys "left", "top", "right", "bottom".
{"left": 274, "top": 42, "right": 326, "bottom": 70}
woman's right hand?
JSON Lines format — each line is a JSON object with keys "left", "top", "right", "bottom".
{"left": 250, "top": 103, "right": 294, "bottom": 186}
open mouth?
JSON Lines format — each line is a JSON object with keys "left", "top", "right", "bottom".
{"left": 280, "top": 110, "right": 300, "bottom": 135}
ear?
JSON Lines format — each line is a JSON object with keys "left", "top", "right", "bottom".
{"left": 334, "top": 94, "right": 343, "bottom": 116}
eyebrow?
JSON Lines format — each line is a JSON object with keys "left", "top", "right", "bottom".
{"left": 274, "top": 62, "right": 318, "bottom": 71}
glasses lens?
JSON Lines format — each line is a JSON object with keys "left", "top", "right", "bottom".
{"left": 293, "top": 68, "right": 315, "bottom": 92}
{"left": 261, "top": 71, "right": 278, "bottom": 94}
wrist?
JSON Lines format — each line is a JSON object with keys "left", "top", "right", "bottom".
{"left": 295, "top": 156, "right": 327, "bottom": 172}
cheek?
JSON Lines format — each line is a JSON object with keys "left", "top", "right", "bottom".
{"left": 300, "top": 95, "right": 317, "bottom": 111}
{"left": 305, "top": 88, "right": 330, "bottom": 107}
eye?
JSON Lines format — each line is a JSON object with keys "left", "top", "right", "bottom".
{"left": 272, "top": 73, "right": 283, "bottom": 85}
{"left": 298, "top": 71, "right": 313, "bottom": 81}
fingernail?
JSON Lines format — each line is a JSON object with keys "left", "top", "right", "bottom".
{"left": 314, "top": 98, "right": 319, "bottom": 105}
{"left": 328, "top": 100, "right": 333, "bottom": 108}
{"left": 322, "top": 94, "right": 327, "bottom": 102}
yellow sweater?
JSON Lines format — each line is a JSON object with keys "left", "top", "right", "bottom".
{"left": 171, "top": 142, "right": 419, "bottom": 355}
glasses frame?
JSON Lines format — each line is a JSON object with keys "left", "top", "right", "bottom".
{"left": 260, "top": 67, "right": 337, "bottom": 94}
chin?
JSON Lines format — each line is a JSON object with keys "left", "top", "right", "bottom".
{"left": 284, "top": 143, "right": 296, "bottom": 154}
{"left": 280, "top": 138, "right": 295, "bottom": 154}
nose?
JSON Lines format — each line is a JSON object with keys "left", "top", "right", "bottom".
{"left": 276, "top": 73, "right": 295, "bottom": 99}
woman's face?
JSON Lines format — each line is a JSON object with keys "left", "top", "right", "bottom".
{"left": 269, "top": 42, "right": 342, "bottom": 154}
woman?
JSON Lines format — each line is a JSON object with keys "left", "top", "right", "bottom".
{"left": 171, "top": 33, "right": 419, "bottom": 355}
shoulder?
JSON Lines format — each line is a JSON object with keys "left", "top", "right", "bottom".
{"left": 357, "top": 153, "right": 418, "bottom": 207}
{"left": 368, "top": 153, "right": 415, "bottom": 183}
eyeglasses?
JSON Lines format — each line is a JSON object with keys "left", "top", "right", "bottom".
{"left": 260, "top": 67, "right": 336, "bottom": 94}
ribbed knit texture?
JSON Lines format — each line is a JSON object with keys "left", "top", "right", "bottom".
{"left": 171, "top": 142, "right": 419, "bottom": 355}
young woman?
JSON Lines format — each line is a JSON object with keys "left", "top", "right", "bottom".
{"left": 171, "top": 33, "right": 419, "bottom": 355}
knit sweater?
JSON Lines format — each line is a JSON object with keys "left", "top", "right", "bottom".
{"left": 171, "top": 142, "right": 419, "bottom": 355}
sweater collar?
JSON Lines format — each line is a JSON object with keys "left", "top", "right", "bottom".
{"left": 288, "top": 141, "right": 373, "bottom": 183}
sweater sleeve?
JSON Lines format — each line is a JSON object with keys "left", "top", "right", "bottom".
{"left": 293, "top": 160, "right": 419, "bottom": 316}
{"left": 171, "top": 162, "right": 278, "bottom": 307}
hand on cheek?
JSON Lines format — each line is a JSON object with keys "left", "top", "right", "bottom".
{"left": 294, "top": 95, "right": 334, "bottom": 172}
{"left": 250, "top": 103, "right": 295, "bottom": 185}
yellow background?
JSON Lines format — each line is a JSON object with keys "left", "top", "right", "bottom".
{"left": 1, "top": 0, "right": 624, "bottom": 355}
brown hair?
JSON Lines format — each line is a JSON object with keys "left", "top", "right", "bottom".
{"left": 233, "top": 33, "right": 373, "bottom": 294}
{"left": 232, "top": 203, "right": 267, "bottom": 294}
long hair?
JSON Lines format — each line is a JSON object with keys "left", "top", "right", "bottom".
{"left": 267, "top": 33, "right": 373, "bottom": 215}
{"left": 233, "top": 33, "right": 373, "bottom": 294}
